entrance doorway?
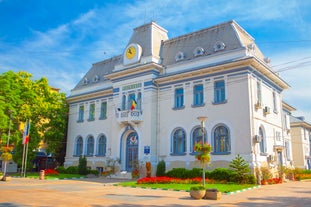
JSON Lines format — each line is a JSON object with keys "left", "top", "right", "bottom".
{"left": 125, "top": 132, "right": 138, "bottom": 171}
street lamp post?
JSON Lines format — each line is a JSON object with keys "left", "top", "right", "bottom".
{"left": 197, "top": 116, "right": 208, "bottom": 187}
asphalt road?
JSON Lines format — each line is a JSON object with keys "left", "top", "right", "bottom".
{"left": 0, "top": 177, "right": 310, "bottom": 207}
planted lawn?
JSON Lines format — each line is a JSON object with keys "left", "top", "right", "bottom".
{"left": 11, "top": 172, "right": 85, "bottom": 179}
{"left": 117, "top": 181, "right": 257, "bottom": 193}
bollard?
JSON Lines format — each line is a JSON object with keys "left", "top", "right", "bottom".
{"left": 39, "top": 170, "right": 45, "bottom": 180}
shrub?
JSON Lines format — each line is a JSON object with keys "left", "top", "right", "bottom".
{"left": 156, "top": 160, "right": 166, "bottom": 177}
{"left": 88, "top": 169, "right": 99, "bottom": 176}
{"left": 56, "top": 166, "right": 66, "bottom": 173}
{"left": 247, "top": 174, "right": 257, "bottom": 184}
{"left": 208, "top": 168, "right": 233, "bottom": 181}
{"left": 78, "top": 156, "right": 88, "bottom": 175}
{"left": 189, "top": 168, "right": 202, "bottom": 178}
{"left": 65, "top": 166, "right": 79, "bottom": 174}
{"left": 260, "top": 166, "right": 272, "bottom": 181}
{"left": 166, "top": 168, "right": 189, "bottom": 179}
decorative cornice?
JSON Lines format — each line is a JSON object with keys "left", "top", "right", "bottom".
{"left": 106, "top": 62, "right": 163, "bottom": 81}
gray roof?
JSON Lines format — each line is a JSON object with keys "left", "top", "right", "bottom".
{"left": 70, "top": 20, "right": 265, "bottom": 93}
{"left": 72, "top": 55, "right": 122, "bottom": 90}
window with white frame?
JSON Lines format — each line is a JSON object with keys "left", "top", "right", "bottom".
{"left": 213, "top": 125, "right": 230, "bottom": 154}
{"left": 97, "top": 134, "right": 107, "bottom": 156}
{"left": 259, "top": 127, "right": 266, "bottom": 153}
{"left": 191, "top": 127, "right": 207, "bottom": 153}
{"left": 276, "top": 131, "right": 281, "bottom": 142}
{"left": 174, "top": 88, "right": 184, "bottom": 109}
{"left": 78, "top": 105, "right": 84, "bottom": 122}
{"left": 99, "top": 101, "right": 107, "bottom": 119}
{"left": 193, "top": 84, "right": 204, "bottom": 106}
{"left": 88, "top": 103, "right": 95, "bottom": 121}
{"left": 214, "top": 80, "right": 225, "bottom": 104}
{"left": 75, "top": 136, "right": 83, "bottom": 156}
{"left": 171, "top": 128, "right": 186, "bottom": 155}
{"left": 273, "top": 91, "right": 278, "bottom": 113}
{"left": 122, "top": 95, "right": 126, "bottom": 110}
{"left": 86, "top": 136, "right": 94, "bottom": 156}
{"left": 257, "top": 81, "right": 262, "bottom": 105}
{"left": 285, "top": 141, "right": 291, "bottom": 161}
{"left": 128, "top": 93, "right": 136, "bottom": 110}
{"left": 137, "top": 92, "right": 142, "bottom": 110}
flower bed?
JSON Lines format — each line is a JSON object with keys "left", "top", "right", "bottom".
{"left": 137, "top": 176, "right": 221, "bottom": 185}
{"left": 44, "top": 169, "right": 59, "bottom": 176}
{"left": 266, "top": 178, "right": 282, "bottom": 184}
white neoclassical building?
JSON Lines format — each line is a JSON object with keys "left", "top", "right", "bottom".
{"left": 64, "top": 20, "right": 293, "bottom": 175}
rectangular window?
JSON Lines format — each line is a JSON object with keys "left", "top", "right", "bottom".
{"left": 193, "top": 84, "right": 204, "bottom": 106}
{"left": 78, "top": 105, "right": 84, "bottom": 122}
{"left": 276, "top": 131, "right": 281, "bottom": 142}
{"left": 214, "top": 80, "right": 225, "bottom": 103}
{"left": 174, "top": 88, "right": 184, "bottom": 108}
{"left": 285, "top": 141, "right": 291, "bottom": 161}
{"left": 88, "top": 103, "right": 95, "bottom": 121}
{"left": 128, "top": 93, "right": 136, "bottom": 110}
{"left": 100, "top": 102, "right": 107, "bottom": 119}
{"left": 273, "top": 91, "right": 278, "bottom": 113}
{"left": 285, "top": 114, "right": 290, "bottom": 130}
{"left": 257, "top": 81, "right": 262, "bottom": 105}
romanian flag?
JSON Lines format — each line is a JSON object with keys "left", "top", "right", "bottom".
{"left": 130, "top": 100, "right": 137, "bottom": 111}
{"left": 22, "top": 120, "right": 30, "bottom": 145}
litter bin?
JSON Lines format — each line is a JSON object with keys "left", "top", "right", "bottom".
{"left": 39, "top": 170, "right": 45, "bottom": 180}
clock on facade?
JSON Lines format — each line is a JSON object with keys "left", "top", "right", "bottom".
{"left": 123, "top": 43, "right": 142, "bottom": 65}
{"left": 126, "top": 46, "right": 136, "bottom": 60}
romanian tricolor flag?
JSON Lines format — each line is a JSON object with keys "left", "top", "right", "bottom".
{"left": 22, "top": 120, "right": 30, "bottom": 145}
{"left": 130, "top": 100, "right": 137, "bottom": 111}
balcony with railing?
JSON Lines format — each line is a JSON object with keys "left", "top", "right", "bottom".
{"left": 116, "top": 110, "right": 143, "bottom": 123}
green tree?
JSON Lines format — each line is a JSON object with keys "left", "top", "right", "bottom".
{"left": 0, "top": 70, "right": 68, "bottom": 168}
{"left": 78, "top": 156, "right": 88, "bottom": 175}
{"left": 229, "top": 154, "right": 251, "bottom": 184}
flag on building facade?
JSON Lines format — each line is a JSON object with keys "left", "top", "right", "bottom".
{"left": 130, "top": 100, "right": 137, "bottom": 111}
{"left": 22, "top": 120, "right": 30, "bottom": 145}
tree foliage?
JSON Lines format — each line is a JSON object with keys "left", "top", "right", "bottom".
{"left": 229, "top": 154, "right": 251, "bottom": 184}
{"left": 0, "top": 70, "right": 68, "bottom": 166}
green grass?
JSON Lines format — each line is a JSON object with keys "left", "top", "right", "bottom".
{"left": 10, "top": 172, "right": 85, "bottom": 179}
{"left": 117, "top": 181, "right": 257, "bottom": 193}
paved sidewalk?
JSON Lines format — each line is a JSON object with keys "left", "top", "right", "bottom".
{"left": 0, "top": 178, "right": 310, "bottom": 206}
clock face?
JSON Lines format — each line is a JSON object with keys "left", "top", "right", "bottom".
{"left": 126, "top": 46, "right": 136, "bottom": 59}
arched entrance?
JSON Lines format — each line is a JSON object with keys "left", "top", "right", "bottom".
{"left": 125, "top": 131, "right": 138, "bottom": 171}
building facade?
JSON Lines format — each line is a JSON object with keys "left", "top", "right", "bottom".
{"left": 290, "top": 116, "right": 311, "bottom": 169}
{"left": 64, "top": 21, "right": 293, "bottom": 175}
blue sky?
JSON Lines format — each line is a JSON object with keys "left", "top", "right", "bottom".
{"left": 0, "top": 0, "right": 311, "bottom": 121}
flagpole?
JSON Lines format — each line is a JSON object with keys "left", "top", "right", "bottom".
{"left": 24, "top": 142, "right": 29, "bottom": 177}
{"left": 21, "top": 143, "right": 26, "bottom": 176}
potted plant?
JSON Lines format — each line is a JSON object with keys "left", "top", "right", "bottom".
{"left": 260, "top": 166, "right": 272, "bottom": 185}
{"left": 190, "top": 185, "right": 206, "bottom": 199}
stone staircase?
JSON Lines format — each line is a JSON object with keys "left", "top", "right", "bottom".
{"left": 109, "top": 171, "right": 132, "bottom": 179}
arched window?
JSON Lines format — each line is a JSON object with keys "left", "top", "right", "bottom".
{"left": 75, "top": 136, "right": 83, "bottom": 156}
{"left": 213, "top": 125, "right": 230, "bottom": 154}
{"left": 259, "top": 127, "right": 266, "bottom": 153}
{"left": 86, "top": 136, "right": 94, "bottom": 156}
{"left": 97, "top": 135, "right": 107, "bottom": 156}
{"left": 191, "top": 127, "right": 207, "bottom": 153}
{"left": 172, "top": 128, "right": 186, "bottom": 155}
